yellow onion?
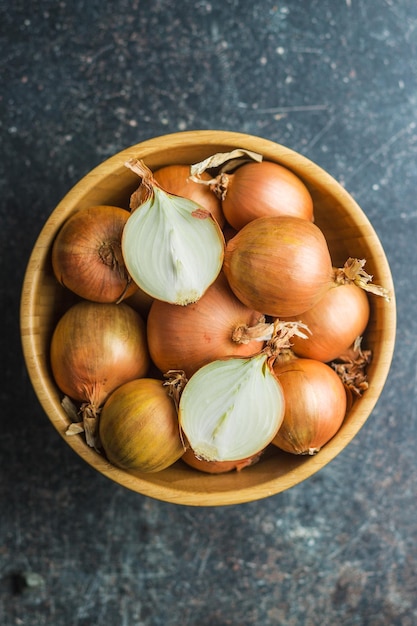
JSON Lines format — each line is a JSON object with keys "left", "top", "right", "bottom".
{"left": 50, "top": 301, "right": 149, "bottom": 448}
{"left": 153, "top": 164, "right": 225, "bottom": 228}
{"left": 213, "top": 160, "right": 314, "bottom": 230}
{"left": 282, "top": 257, "right": 390, "bottom": 362}
{"left": 147, "top": 272, "right": 269, "bottom": 378}
{"left": 272, "top": 356, "right": 347, "bottom": 455}
{"left": 52, "top": 205, "right": 137, "bottom": 303}
{"left": 223, "top": 215, "right": 333, "bottom": 317}
{"left": 99, "top": 378, "right": 185, "bottom": 472}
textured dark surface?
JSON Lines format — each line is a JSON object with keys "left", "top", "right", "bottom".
{"left": 1, "top": 1, "right": 417, "bottom": 624}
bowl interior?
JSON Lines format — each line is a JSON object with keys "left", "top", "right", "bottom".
{"left": 20, "top": 130, "right": 396, "bottom": 506}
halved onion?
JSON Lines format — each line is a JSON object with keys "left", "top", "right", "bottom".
{"left": 178, "top": 354, "right": 285, "bottom": 462}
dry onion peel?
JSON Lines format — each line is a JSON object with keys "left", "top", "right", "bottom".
{"left": 122, "top": 159, "right": 224, "bottom": 305}
{"left": 330, "top": 336, "right": 372, "bottom": 397}
{"left": 189, "top": 149, "right": 263, "bottom": 180}
{"left": 334, "top": 257, "right": 391, "bottom": 301}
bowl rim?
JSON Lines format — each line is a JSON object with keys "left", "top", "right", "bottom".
{"left": 20, "top": 130, "right": 397, "bottom": 506}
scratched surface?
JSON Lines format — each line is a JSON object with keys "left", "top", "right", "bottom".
{"left": 1, "top": 1, "right": 417, "bottom": 624}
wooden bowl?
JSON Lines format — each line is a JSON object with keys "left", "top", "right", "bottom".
{"left": 20, "top": 131, "right": 396, "bottom": 506}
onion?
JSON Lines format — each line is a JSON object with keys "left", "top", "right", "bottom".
{"left": 272, "top": 356, "right": 347, "bottom": 455}
{"left": 122, "top": 159, "right": 225, "bottom": 306}
{"left": 52, "top": 205, "right": 137, "bottom": 303}
{"left": 181, "top": 448, "right": 261, "bottom": 474}
{"left": 283, "top": 283, "right": 370, "bottom": 362}
{"left": 223, "top": 216, "right": 333, "bottom": 317}
{"left": 282, "top": 257, "right": 390, "bottom": 362}
{"left": 99, "top": 378, "right": 185, "bottom": 473}
{"left": 147, "top": 272, "right": 269, "bottom": 378}
{"left": 178, "top": 353, "right": 285, "bottom": 462}
{"left": 212, "top": 160, "right": 314, "bottom": 230}
{"left": 153, "top": 164, "right": 225, "bottom": 228}
{"left": 50, "top": 301, "right": 149, "bottom": 448}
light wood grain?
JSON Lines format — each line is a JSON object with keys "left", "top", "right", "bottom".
{"left": 20, "top": 131, "right": 396, "bottom": 506}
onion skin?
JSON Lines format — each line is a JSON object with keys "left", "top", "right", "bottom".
{"left": 219, "top": 161, "right": 314, "bottom": 231}
{"left": 223, "top": 216, "right": 333, "bottom": 317}
{"left": 147, "top": 272, "right": 266, "bottom": 378}
{"left": 52, "top": 205, "right": 137, "bottom": 303}
{"left": 272, "top": 358, "right": 347, "bottom": 455}
{"left": 181, "top": 448, "right": 261, "bottom": 474}
{"left": 153, "top": 164, "right": 225, "bottom": 228}
{"left": 50, "top": 301, "right": 149, "bottom": 410}
{"left": 99, "top": 378, "right": 185, "bottom": 473}
{"left": 283, "top": 282, "right": 370, "bottom": 362}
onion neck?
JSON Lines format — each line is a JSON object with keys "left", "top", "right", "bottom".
{"left": 333, "top": 257, "right": 391, "bottom": 300}
{"left": 232, "top": 318, "right": 273, "bottom": 344}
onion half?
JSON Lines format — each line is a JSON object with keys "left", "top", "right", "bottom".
{"left": 178, "top": 353, "right": 285, "bottom": 462}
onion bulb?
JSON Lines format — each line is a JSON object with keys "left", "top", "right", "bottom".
{"left": 99, "top": 378, "right": 185, "bottom": 473}
{"left": 122, "top": 159, "right": 224, "bottom": 306}
{"left": 211, "top": 160, "right": 314, "bottom": 230}
{"left": 178, "top": 353, "right": 285, "bottom": 462}
{"left": 50, "top": 301, "right": 149, "bottom": 448}
{"left": 147, "top": 272, "right": 270, "bottom": 378}
{"left": 272, "top": 356, "right": 347, "bottom": 455}
{"left": 153, "top": 164, "right": 225, "bottom": 228}
{"left": 223, "top": 215, "right": 333, "bottom": 317}
{"left": 283, "top": 257, "right": 390, "bottom": 362}
{"left": 52, "top": 205, "right": 137, "bottom": 303}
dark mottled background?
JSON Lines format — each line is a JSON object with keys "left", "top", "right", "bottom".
{"left": 1, "top": 1, "right": 417, "bottom": 625}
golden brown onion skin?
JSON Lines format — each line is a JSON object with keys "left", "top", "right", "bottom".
{"left": 100, "top": 378, "right": 185, "bottom": 473}
{"left": 181, "top": 448, "right": 261, "bottom": 473}
{"left": 221, "top": 160, "right": 314, "bottom": 230}
{"left": 50, "top": 301, "right": 149, "bottom": 409}
{"left": 52, "top": 205, "right": 138, "bottom": 303}
{"left": 153, "top": 164, "right": 225, "bottom": 228}
{"left": 283, "top": 283, "right": 370, "bottom": 362}
{"left": 223, "top": 216, "right": 333, "bottom": 318}
{"left": 272, "top": 358, "right": 347, "bottom": 455}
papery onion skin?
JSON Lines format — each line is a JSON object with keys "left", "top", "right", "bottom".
{"left": 283, "top": 282, "right": 370, "bottom": 362}
{"left": 272, "top": 358, "right": 347, "bottom": 455}
{"left": 147, "top": 272, "right": 266, "bottom": 378}
{"left": 50, "top": 301, "right": 149, "bottom": 410}
{"left": 153, "top": 164, "right": 225, "bottom": 228}
{"left": 219, "top": 161, "right": 314, "bottom": 231}
{"left": 52, "top": 205, "right": 137, "bottom": 303}
{"left": 223, "top": 216, "right": 333, "bottom": 318}
{"left": 99, "top": 378, "right": 185, "bottom": 473}
{"left": 181, "top": 448, "right": 261, "bottom": 474}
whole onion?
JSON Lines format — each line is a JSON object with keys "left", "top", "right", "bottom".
{"left": 147, "top": 272, "right": 268, "bottom": 378}
{"left": 100, "top": 378, "right": 185, "bottom": 473}
{"left": 272, "top": 356, "right": 347, "bottom": 455}
{"left": 223, "top": 215, "right": 333, "bottom": 317}
{"left": 52, "top": 205, "right": 137, "bottom": 303}
{"left": 215, "top": 160, "right": 314, "bottom": 230}
{"left": 51, "top": 301, "right": 149, "bottom": 447}
{"left": 153, "top": 164, "right": 225, "bottom": 228}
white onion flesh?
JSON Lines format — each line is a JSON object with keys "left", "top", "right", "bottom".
{"left": 178, "top": 354, "right": 285, "bottom": 462}
{"left": 122, "top": 187, "right": 224, "bottom": 305}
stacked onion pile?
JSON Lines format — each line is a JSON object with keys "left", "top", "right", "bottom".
{"left": 49, "top": 150, "right": 390, "bottom": 475}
